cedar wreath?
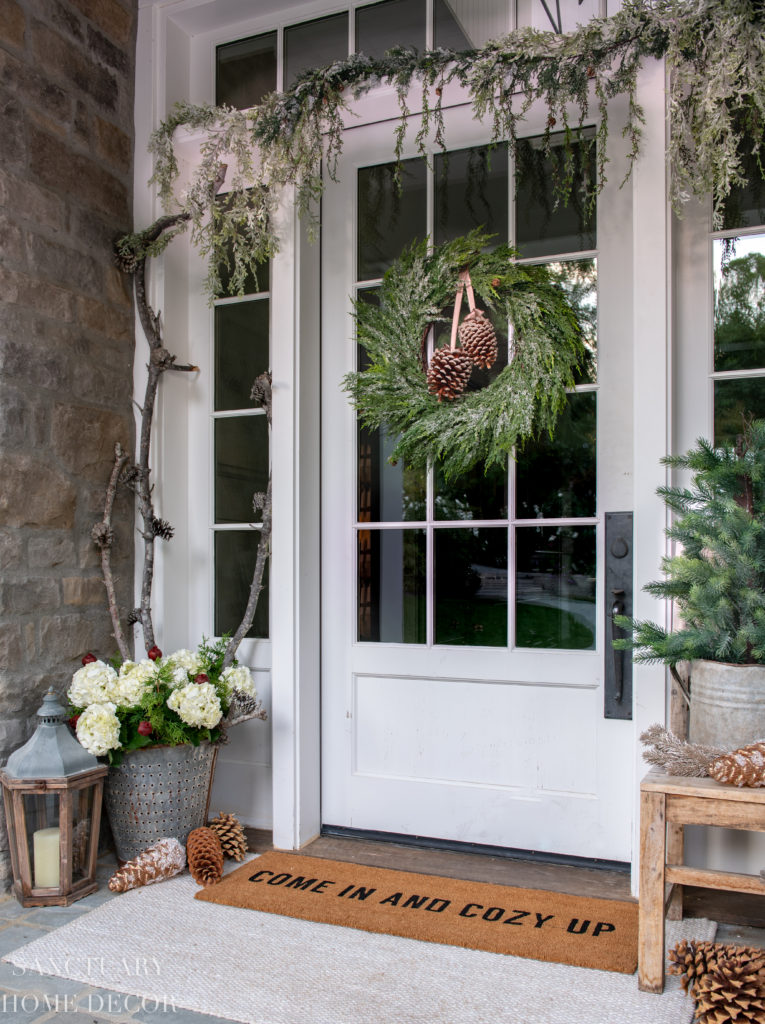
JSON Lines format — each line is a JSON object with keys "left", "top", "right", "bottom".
{"left": 343, "top": 231, "right": 584, "bottom": 481}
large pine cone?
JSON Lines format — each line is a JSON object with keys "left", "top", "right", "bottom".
{"left": 458, "top": 309, "right": 498, "bottom": 369}
{"left": 669, "top": 941, "right": 765, "bottom": 997}
{"left": 694, "top": 960, "right": 765, "bottom": 1024}
{"left": 427, "top": 347, "right": 473, "bottom": 401}
{"left": 208, "top": 811, "right": 248, "bottom": 861}
{"left": 108, "top": 837, "right": 186, "bottom": 893}
{"left": 708, "top": 742, "right": 765, "bottom": 787}
{"left": 187, "top": 827, "right": 224, "bottom": 887}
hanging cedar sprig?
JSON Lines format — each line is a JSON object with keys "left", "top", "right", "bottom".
{"left": 128, "top": 0, "right": 765, "bottom": 298}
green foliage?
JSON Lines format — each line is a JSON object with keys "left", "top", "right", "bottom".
{"left": 616, "top": 420, "right": 765, "bottom": 666}
{"left": 342, "top": 230, "right": 584, "bottom": 479}
{"left": 133, "top": 0, "right": 765, "bottom": 297}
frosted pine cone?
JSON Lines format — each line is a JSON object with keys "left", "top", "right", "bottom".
{"left": 208, "top": 812, "right": 248, "bottom": 861}
{"left": 108, "top": 837, "right": 186, "bottom": 892}
{"left": 709, "top": 742, "right": 765, "bottom": 787}
{"left": 187, "top": 826, "right": 224, "bottom": 887}
{"left": 427, "top": 347, "right": 472, "bottom": 401}
{"left": 458, "top": 309, "right": 498, "bottom": 369}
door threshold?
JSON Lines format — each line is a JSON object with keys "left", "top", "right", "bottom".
{"left": 321, "top": 824, "right": 630, "bottom": 874}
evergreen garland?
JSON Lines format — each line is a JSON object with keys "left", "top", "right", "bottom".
{"left": 343, "top": 231, "right": 584, "bottom": 479}
{"left": 617, "top": 420, "right": 765, "bottom": 666}
{"left": 128, "top": 0, "right": 765, "bottom": 297}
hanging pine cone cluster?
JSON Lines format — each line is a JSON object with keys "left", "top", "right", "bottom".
{"left": 427, "top": 347, "right": 474, "bottom": 401}
{"left": 187, "top": 826, "right": 224, "bottom": 887}
{"left": 458, "top": 308, "right": 498, "bottom": 369}
{"left": 708, "top": 742, "right": 765, "bottom": 787}
{"left": 426, "top": 268, "right": 499, "bottom": 402}
{"left": 207, "top": 811, "right": 248, "bottom": 861}
{"left": 669, "top": 941, "right": 765, "bottom": 996}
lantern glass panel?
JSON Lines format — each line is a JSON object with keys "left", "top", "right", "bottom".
{"left": 23, "top": 792, "right": 60, "bottom": 889}
{"left": 71, "top": 786, "right": 94, "bottom": 885}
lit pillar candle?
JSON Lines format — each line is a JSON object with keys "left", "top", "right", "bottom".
{"left": 33, "top": 827, "right": 60, "bottom": 888}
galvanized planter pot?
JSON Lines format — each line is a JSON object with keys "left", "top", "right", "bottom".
{"left": 688, "top": 660, "right": 765, "bottom": 750}
{"left": 104, "top": 743, "right": 218, "bottom": 862}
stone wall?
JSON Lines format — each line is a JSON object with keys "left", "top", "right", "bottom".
{"left": 0, "top": 0, "right": 137, "bottom": 886}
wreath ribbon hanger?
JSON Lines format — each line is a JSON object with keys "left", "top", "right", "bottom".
{"left": 449, "top": 269, "right": 476, "bottom": 351}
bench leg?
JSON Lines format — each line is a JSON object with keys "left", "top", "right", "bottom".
{"left": 666, "top": 823, "right": 684, "bottom": 920}
{"left": 639, "top": 789, "right": 667, "bottom": 993}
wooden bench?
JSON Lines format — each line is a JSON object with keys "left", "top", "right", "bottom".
{"left": 639, "top": 770, "right": 765, "bottom": 992}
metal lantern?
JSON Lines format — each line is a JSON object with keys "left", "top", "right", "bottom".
{"left": 0, "top": 689, "right": 107, "bottom": 906}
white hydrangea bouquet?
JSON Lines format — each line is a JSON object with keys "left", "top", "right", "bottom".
{"left": 67, "top": 637, "right": 262, "bottom": 764}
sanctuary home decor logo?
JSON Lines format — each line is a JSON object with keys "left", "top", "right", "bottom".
{"left": 196, "top": 852, "right": 639, "bottom": 973}
{"left": 3, "top": 956, "right": 176, "bottom": 1016}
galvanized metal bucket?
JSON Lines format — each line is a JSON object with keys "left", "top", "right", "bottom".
{"left": 104, "top": 743, "right": 218, "bottom": 862}
{"left": 689, "top": 660, "right": 765, "bottom": 749}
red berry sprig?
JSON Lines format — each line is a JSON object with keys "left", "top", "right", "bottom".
{"left": 147, "top": 645, "right": 162, "bottom": 661}
{"left": 81, "top": 653, "right": 97, "bottom": 665}
{"left": 69, "top": 714, "right": 80, "bottom": 730}
{"left": 137, "top": 721, "right": 153, "bottom": 736}
{"left": 194, "top": 673, "right": 209, "bottom": 684}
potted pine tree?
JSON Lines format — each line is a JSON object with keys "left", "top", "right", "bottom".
{"left": 618, "top": 419, "right": 765, "bottom": 749}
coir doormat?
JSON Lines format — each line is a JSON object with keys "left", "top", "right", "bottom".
{"left": 196, "top": 851, "right": 638, "bottom": 973}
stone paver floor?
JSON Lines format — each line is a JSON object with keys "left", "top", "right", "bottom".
{"left": 0, "top": 854, "right": 238, "bottom": 1024}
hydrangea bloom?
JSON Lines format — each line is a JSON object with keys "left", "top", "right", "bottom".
{"left": 68, "top": 661, "right": 118, "bottom": 709}
{"left": 167, "top": 682, "right": 222, "bottom": 730}
{"left": 165, "top": 649, "right": 203, "bottom": 687}
{"left": 220, "top": 664, "right": 256, "bottom": 698}
{"left": 75, "top": 702, "right": 121, "bottom": 757}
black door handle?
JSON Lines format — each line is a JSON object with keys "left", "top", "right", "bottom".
{"left": 610, "top": 588, "right": 625, "bottom": 703}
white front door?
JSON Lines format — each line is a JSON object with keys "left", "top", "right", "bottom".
{"left": 321, "top": 100, "right": 636, "bottom": 862}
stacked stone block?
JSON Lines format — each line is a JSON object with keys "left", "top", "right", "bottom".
{"left": 0, "top": 0, "right": 137, "bottom": 887}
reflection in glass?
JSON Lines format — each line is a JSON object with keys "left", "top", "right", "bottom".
{"left": 434, "top": 145, "right": 508, "bottom": 247}
{"left": 285, "top": 13, "right": 348, "bottom": 89}
{"left": 546, "top": 259, "right": 597, "bottom": 382}
{"left": 358, "top": 159, "right": 427, "bottom": 280}
{"left": 215, "top": 531, "right": 268, "bottom": 638}
{"left": 358, "top": 425, "right": 426, "bottom": 522}
{"left": 434, "top": 0, "right": 509, "bottom": 48}
{"left": 516, "top": 0, "right": 600, "bottom": 33}
{"left": 434, "top": 462, "right": 508, "bottom": 520}
{"left": 214, "top": 416, "right": 269, "bottom": 524}
{"left": 714, "top": 237, "right": 765, "bottom": 372}
{"left": 215, "top": 300, "right": 269, "bottom": 411}
{"left": 516, "top": 392, "right": 596, "bottom": 519}
{"left": 435, "top": 528, "right": 507, "bottom": 647}
{"left": 216, "top": 33, "right": 277, "bottom": 110}
{"left": 71, "top": 787, "right": 94, "bottom": 883}
{"left": 714, "top": 378, "right": 765, "bottom": 445}
{"left": 355, "top": 0, "right": 425, "bottom": 59}
{"left": 515, "top": 526, "right": 596, "bottom": 650}
{"left": 358, "top": 530, "right": 426, "bottom": 643}
{"left": 515, "top": 129, "right": 596, "bottom": 258}
{"left": 722, "top": 132, "right": 765, "bottom": 230}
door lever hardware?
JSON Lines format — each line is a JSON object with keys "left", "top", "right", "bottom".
{"left": 610, "top": 588, "right": 625, "bottom": 703}
{"left": 604, "top": 513, "right": 633, "bottom": 720}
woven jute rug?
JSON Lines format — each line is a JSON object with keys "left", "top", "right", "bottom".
{"left": 197, "top": 850, "right": 639, "bottom": 973}
{"left": 3, "top": 856, "right": 715, "bottom": 1024}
